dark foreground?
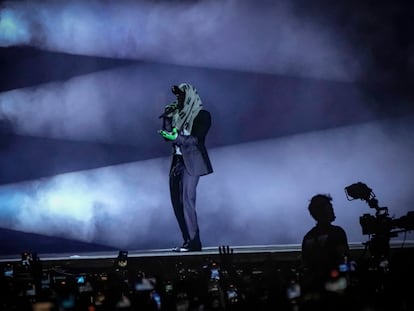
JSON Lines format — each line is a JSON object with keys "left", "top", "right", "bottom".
{"left": 1, "top": 242, "right": 413, "bottom": 311}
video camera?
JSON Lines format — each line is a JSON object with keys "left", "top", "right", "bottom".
{"left": 345, "top": 182, "right": 414, "bottom": 236}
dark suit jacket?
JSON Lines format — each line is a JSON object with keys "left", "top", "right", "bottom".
{"left": 164, "top": 110, "right": 213, "bottom": 176}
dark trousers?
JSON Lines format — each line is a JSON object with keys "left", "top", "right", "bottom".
{"left": 169, "top": 155, "right": 201, "bottom": 245}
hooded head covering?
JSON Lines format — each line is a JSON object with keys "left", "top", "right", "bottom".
{"left": 172, "top": 83, "right": 203, "bottom": 134}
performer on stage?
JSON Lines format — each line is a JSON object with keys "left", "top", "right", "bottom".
{"left": 158, "top": 83, "right": 213, "bottom": 252}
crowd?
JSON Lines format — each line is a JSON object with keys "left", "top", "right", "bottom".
{"left": 0, "top": 245, "right": 412, "bottom": 311}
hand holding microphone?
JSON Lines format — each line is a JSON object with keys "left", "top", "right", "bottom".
{"left": 158, "top": 127, "right": 178, "bottom": 141}
{"left": 159, "top": 102, "right": 178, "bottom": 119}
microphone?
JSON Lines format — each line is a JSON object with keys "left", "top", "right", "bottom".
{"left": 159, "top": 103, "right": 178, "bottom": 119}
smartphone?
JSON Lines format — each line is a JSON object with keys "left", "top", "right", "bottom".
{"left": 25, "top": 282, "right": 36, "bottom": 296}
{"left": 21, "top": 252, "right": 32, "bottom": 267}
{"left": 227, "top": 287, "right": 238, "bottom": 303}
{"left": 286, "top": 281, "right": 301, "bottom": 300}
{"left": 77, "top": 275, "right": 85, "bottom": 284}
{"left": 41, "top": 271, "right": 51, "bottom": 289}
{"left": 116, "top": 251, "right": 128, "bottom": 268}
{"left": 135, "top": 277, "right": 155, "bottom": 291}
{"left": 339, "top": 263, "right": 349, "bottom": 272}
{"left": 151, "top": 290, "right": 162, "bottom": 310}
{"left": 164, "top": 281, "right": 173, "bottom": 294}
{"left": 210, "top": 268, "right": 220, "bottom": 280}
{"left": 3, "top": 264, "right": 13, "bottom": 278}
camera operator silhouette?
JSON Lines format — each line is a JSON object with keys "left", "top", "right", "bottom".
{"left": 301, "top": 194, "right": 350, "bottom": 288}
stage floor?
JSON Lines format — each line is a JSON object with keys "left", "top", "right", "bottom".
{"left": 0, "top": 243, "right": 352, "bottom": 262}
{"left": 0, "top": 244, "right": 309, "bottom": 277}
{"left": 2, "top": 241, "right": 413, "bottom": 266}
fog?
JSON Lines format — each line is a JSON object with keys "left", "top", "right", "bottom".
{"left": 0, "top": 0, "right": 363, "bottom": 81}
{"left": 1, "top": 116, "right": 413, "bottom": 249}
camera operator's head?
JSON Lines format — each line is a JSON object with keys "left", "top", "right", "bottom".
{"left": 308, "top": 194, "right": 336, "bottom": 225}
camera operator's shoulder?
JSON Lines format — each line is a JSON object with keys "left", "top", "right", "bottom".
{"left": 330, "top": 224, "right": 347, "bottom": 236}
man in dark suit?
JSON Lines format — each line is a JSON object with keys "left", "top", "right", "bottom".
{"left": 159, "top": 83, "right": 213, "bottom": 252}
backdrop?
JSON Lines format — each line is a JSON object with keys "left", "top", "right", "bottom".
{"left": 0, "top": 0, "right": 413, "bottom": 253}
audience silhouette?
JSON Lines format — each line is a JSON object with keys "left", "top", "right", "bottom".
{"left": 301, "top": 194, "right": 350, "bottom": 289}
{"left": 300, "top": 194, "right": 353, "bottom": 310}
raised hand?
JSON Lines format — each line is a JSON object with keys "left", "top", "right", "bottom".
{"left": 218, "top": 245, "right": 234, "bottom": 272}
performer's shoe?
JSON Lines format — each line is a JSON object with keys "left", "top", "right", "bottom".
{"left": 172, "top": 241, "right": 202, "bottom": 252}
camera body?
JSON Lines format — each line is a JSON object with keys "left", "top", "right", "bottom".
{"left": 359, "top": 213, "right": 393, "bottom": 236}
{"left": 360, "top": 211, "right": 414, "bottom": 236}
{"left": 346, "top": 182, "right": 414, "bottom": 238}
{"left": 346, "top": 182, "right": 414, "bottom": 261}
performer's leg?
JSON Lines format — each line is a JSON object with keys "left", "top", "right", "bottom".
{"left": 169, "top": 156, "right": 190, "bottom": 242}
{"left": 182, "top": 168, "right": 201, "bottom": 247}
